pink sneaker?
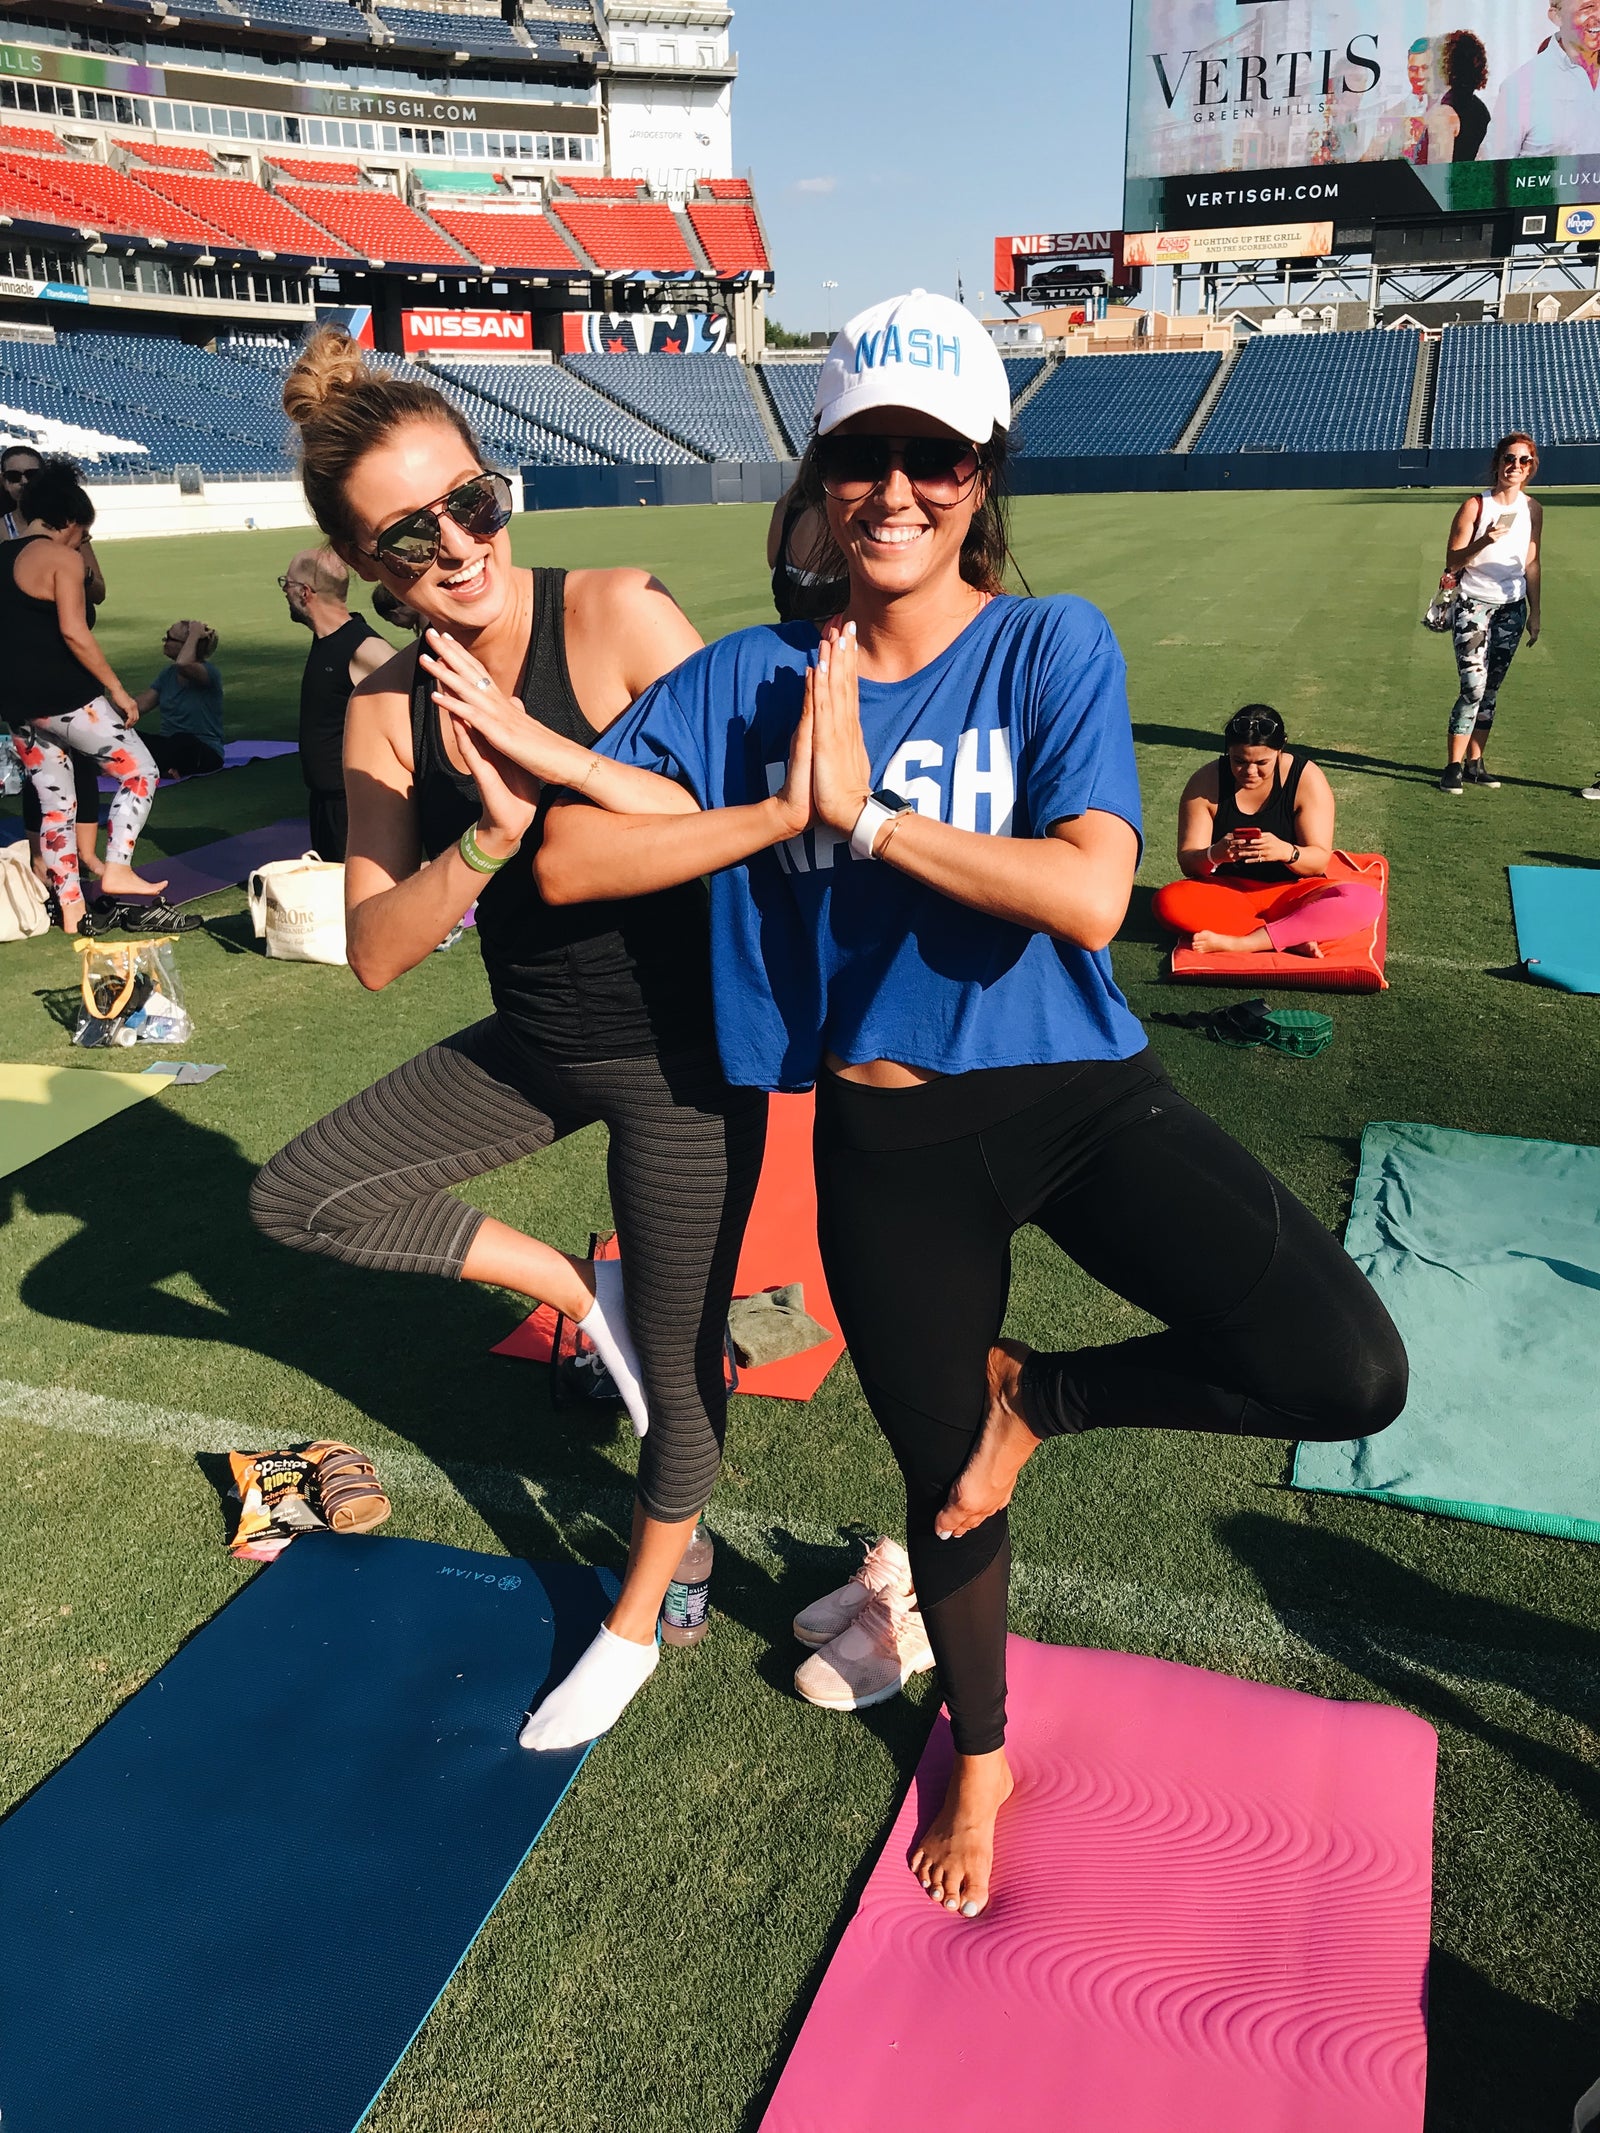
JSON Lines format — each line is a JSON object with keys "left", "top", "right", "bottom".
{"left": 794, "top": 1591, "right": 936, "bottom": 1712}
{"left": 793, "top": 1534, "right": 913, "bottom": 1649}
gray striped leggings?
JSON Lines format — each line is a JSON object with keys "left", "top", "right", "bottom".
{"left": 248, "top": 1018, "right": 768, "bottom": 1521}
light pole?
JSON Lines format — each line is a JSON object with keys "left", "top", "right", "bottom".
{"left": 822, "top": 278, "right": 838, "bottom": 335}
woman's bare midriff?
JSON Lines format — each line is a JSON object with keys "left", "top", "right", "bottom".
{"left": 824, "top": 1053, "right": 945, "bottom": 1088}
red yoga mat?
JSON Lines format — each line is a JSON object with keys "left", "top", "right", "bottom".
{"left": 762, "top": 1638, "right": 1435, "bottom": 2133}
{"left": 1166, "top": 851, "right": 1389, "bottom": 994}
{"left": 492, "top": 1092, "right": 843, "bottom": 1402}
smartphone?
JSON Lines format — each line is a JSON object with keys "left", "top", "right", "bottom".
{"left": 1233, "top": 826, "right": 1262, "bottom": 841}
{"left": 1493, "top": 511, "right": 1517, "bottom": 535}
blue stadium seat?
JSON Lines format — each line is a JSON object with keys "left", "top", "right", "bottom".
{"left": 1194, "top": 330, "right": 1416, "bottom": 454}
{"left": 1014, "top": 351, "right": 1220, "bottom": 457}
{"left": 564, "top": 353, "right": 775, "bottom": 462}
{"left": 377, "top": 7, "right": 524, "bottom": 52}
{"left": 1002, "top": 355, "right": 1045, "bottom": 405}
{"left": 1432, "top": 320, "right": 1600, "bottom": 450}
{"left": 232, "top": 0, "right": 374, "bottom": 37}
{"left": 759, "top": 361, "right": 820, "bottom": 455}
{"left": 445, "top": 360, "right": 699, "bottom": 464}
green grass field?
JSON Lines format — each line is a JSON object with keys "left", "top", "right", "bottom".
{"left": 2, "top": 490, "right": 1598, "bottom": 2131}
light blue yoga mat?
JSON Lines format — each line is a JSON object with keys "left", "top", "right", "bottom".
{"left": 1508, "top": 866, "right": 1600, "bottom": 994}
{"left": 1294, "top": 1122, "right": 1600, "bottom": 1541}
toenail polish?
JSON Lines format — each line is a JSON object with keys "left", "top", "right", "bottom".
{"left": 961, "top": 1901, "right": 980, "bottom": 1917}
{"left": 945, "top": 1898, "right": 961, "bottom": 1910}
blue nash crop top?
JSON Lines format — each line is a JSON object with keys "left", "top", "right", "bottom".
{"left": 594, "top": 594, "right": 1146, "bottom": 1092}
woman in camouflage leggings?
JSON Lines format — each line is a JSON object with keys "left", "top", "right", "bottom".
{"left": 1438, "top": 433, "right": 1542, "bottom": 795}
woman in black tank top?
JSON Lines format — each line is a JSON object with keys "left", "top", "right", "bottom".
{"left": 1153, "top": 703, "right": 1383, "bottom": 958}
{"left": 252, "top": 331, "right": 768, "bottom": 1755}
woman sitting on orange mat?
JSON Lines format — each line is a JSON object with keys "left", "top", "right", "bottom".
{"left": 1153, "top": 704, "right": 1381, "bottom": 958}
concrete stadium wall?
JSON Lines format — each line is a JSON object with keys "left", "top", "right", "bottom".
{"left": 1012, "top": 447, "right": 1600, "bottom": 495}
{"left": 85, "top": 479, "right": 316, "bottom": 542}
{"left": 522, "top": 460, "right": 799, "bottom": 512}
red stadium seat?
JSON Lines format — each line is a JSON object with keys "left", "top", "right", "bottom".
{"left": 277, "top": 183, "right": 463, "bottom": 265}
{"left": 429, "top": 208, "right": 582, "bottom": 271}
{"left": 0, "top": 124, "right": 65, "bottom": 155}
{"left": 265, "top": 156, "right": 364, "bottom": 186}
{"left": 558, "top": 176, "right": 644, "bottom": 200}
{"left": 0, "top": 155, "right": 81, "bottom": 228}
{"left": 0, "top": 157, "right": 224, "bottom": 244}
{"left": 115, "top": 140, "right": 216, "bottom": 173}
{"left": 548, "top": 200, "right": 694, "bottom": 272}
{"left": 701, "top": 178, "right": 751, "bottom": 199}
{"left": 135, "top": 171, "right": 356, "bottom": 255}
{"left": 686, "top": 201, "right": 768, "bottom": 273}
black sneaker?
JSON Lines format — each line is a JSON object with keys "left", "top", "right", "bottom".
{"left": 1438, "top": 762, "right": 1465, "bottom": 794}
{"left": 1464, "top": 759, "right": 1501, "bottom": 787}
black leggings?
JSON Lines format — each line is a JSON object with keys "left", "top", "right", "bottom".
{"left": 249, "top": 1018, "right": 768, "bottom": 1522}
{"left": 814, "top": 1049, "right": 1407, "bottom": 1756}
{"left": 144, "top": 731, "right": 223, "bottom": 780}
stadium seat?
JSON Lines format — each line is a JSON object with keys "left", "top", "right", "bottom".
{"left": 759, "top": 360, "right": 821, "bottom": 454}
{"left": 375, "top": 6, "right": 525, "bottom": 53}
{"left": 428, "top": 209, "right": 582, "bottom": 270}
{"left": 264, "top": 156, "right": 363, "bottom": 186}
{"left": 548, "top": 200, "right": 694, "bottom": 273}
{"left": 1432, "top": 320, "right": 1600, "bottom": 450}
{"left": 1002, "top": 355, "right": 1046, "bottom": 403}
{"left": 0, "top": 158, "right": 225, "bottom": 246}
{"left": 563, "top": 352, "right": 775, "bottom": 461}
{"left": 701, "top": 178, "right": 751, "bottom": 200}
{"left": 230, "top": 0, "right": 375, "bottom": 34}
{"left": 448, "top": 357, "right": 700, "bottom": 464}
{"left": 1195, "top": 330, "right": 1416, "bottom": 454}
{"left": 115, "top": 140, "right": 217, "bottom": 173}
{"left": 0, "top": 124, "right": 65, "bottom": 155}
{"left": 686, "top": 202, "right": 768, "bottom": 274}
{"left": 137, "top": 172, "right": 356, "bottom": 256}
{"left": 1015, "top": 351, "right": 1221, "bottom": 457}
{"left": 277, "top": 183, "right": 464, "bottom": 265}
{"left": 559, "top": 177, "right": 645, "bottom": 201}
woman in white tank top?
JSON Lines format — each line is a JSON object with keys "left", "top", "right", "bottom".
{"left": 1437, "top": 431, "right": 1542, "bottom": 794}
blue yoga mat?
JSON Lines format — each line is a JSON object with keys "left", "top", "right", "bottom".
{"left": 1293, "top": 1122, "right": 1600, "bottom": 1542}
{"left": 0, "top": 1535, "right": 615, "bottom": 2133}
{"left": 1508, "top": 865, "right": 1600, "bottom": 994}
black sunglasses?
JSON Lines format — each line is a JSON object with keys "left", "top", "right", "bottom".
{"left": 815, "top": 434, "right": 981, "bottom": 506}
{"left": 362, "top": 472, "right": 513, "bottom": 577}
{"left": 1501, "top": 452, "right": 1535, "bottom": 466}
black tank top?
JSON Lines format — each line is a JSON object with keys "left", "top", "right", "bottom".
{"left": 1213, "top": 749, "right": 1308, "bottom": 884}
{"left": 410, "top": 566, "right": 716, "bottom": 1064}
{"left": 771, "top": 500, "right": 848, "bottom": 624}
{"left": 300, "top": 613, "right": 380, "bottom": 793}
{"left": 0, "top": 536, "right": 104, "bottom": 720}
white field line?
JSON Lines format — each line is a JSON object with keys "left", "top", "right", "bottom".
{"left": 1387, "top": 950, "right": 1509, "bottom": 973}
{"left": 1, "top": 1378, "right": 1591, "bottom": 1722}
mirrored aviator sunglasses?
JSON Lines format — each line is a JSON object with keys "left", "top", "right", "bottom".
{"left": 815, "top": 434, "right": 981, "bottom": 506}
{"left": 372, "top": 471, "right": 514, "bottom": 576}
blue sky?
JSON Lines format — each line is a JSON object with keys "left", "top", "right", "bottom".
{"left": 733, "top": 1, "right": 1136, "bottom": 333}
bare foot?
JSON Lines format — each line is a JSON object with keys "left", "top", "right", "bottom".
{"left": 58, "top": 899, "right": 87, "bottom": 936}
{"left": 78, "top": 849, "right": 106, "bottom": 881}
{"left": 1286, "top": 939, "right": 1326, "bottom": 959}
{"left": 909, "top": 1749, "right": 1015, "bottom": 1916}
{"left": 98, "top": 862, "right": 169, "bottom": 898}
{"left": 1190, "top": 926, "right": 1271, "bottom": 955}
{"left": 937, "top": 1339, "right": 1045, "bottom": 1541}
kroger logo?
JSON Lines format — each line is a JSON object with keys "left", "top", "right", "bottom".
{"left": 1567, "top": 208, "right": 1597, "bottom": 237}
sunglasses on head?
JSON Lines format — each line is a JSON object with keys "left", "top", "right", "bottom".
{"left": 1502, "top": 451, "right": 1534, "bottom": 466}
{"left": 814, "top": 434, "right": 982, "bottom": 506}
{"left": 362, "top": 471, "right": 513, "bottom": 578}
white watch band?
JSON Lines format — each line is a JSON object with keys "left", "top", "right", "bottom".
{"left": 849, "top": 796, "right": 895, "bottom": 861}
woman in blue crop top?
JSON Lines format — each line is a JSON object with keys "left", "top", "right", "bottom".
{"left": 504, "top": 293, "right": 1408, "bottom": 1920}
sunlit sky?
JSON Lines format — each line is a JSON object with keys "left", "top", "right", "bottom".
{"left": 732, "top": 1, "right": 1137, "bottom": 333}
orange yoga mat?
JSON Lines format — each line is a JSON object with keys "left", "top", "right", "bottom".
{"left": 1165, "top": 851, "right": 1389, "bottom": 993}
{"left": 492, "top": 1092, "right": 843, "bottom": 1403}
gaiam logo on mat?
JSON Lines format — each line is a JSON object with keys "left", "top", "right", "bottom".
{"left": 437, "top": 1566, "right": 523, "bottom": 1591}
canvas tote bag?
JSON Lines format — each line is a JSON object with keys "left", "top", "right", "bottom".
{"left": 247, "top": 852, "right": 346, "bottom": 965}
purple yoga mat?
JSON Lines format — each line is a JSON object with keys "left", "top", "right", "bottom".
{"left": 139, "top": 817, "right": 310, "bottom": 908}
{"left": 100, "top": 740, "right": 298, "bottom": 792}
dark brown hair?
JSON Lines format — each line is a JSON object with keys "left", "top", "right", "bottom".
{"left": 283, "top": 327, "right": 483, "bottom": 551}
{"left": 790, "top": 425, "right": 1017, "bottom": 608}
{"left": 1488, "top": 430, "right": 1538, "bottom": 484}
{"left": 20, "top": 454, "right": 94, "bottom": 530}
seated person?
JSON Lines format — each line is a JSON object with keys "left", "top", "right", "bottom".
{"left": 1153, "top": 704, "right": 1383, "bottom": 958}
{"left": 136, "top": 620, "right": 223, "bottom": 779}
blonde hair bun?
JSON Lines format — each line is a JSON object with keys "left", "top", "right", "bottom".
{"left": 283, "top": 328, "right": 377, "bottom": 429}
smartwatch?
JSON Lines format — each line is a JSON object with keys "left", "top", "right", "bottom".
{"left": 849, "top": 789, "right": 916, "bottom": 861}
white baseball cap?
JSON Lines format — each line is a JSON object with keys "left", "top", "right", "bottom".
{"left": 814, "top": 290, "right": 1011, "bottom": 444}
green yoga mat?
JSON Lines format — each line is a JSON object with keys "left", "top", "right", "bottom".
{"left": 0, "top": 1064, "right": 173, "bottom": 1182}
{"left": 1294, "top": 1122, "right": 1600, "bottom": 1541}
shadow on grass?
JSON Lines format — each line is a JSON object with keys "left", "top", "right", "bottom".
{"left": 1524, "top": 849, "right": 1600, "bottom": 869}
{"left": 1220, "top": 1511, "right": 1600, "bottom": 2128}
{"left": 1133, "top": 721, "right": 1577, "bottom": 795}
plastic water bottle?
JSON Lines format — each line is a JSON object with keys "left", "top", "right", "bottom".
{"left": 660, "top": 1523, "right": 713, "bottom": 1646}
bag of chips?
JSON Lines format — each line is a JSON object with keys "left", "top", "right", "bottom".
{"left": 227, "top": 1448, "right": 323, "bottom": 1562}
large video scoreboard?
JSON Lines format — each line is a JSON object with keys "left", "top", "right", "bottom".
{"left": 1125, "top": 2, "right": 1600, "bottom": 258}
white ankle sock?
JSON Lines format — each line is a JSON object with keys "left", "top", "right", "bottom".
{"left": 519, "top": 1625, "right": 660, "bottom": 1752}
{"left": 577, "top": 1258, "right": 650, "bottom": 1438}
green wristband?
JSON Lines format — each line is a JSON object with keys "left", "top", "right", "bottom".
{"left": 459, "top": 823, "right": 512, "bottom": 876}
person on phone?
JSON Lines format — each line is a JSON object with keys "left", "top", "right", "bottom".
{"left": 1, "top": 456, "right": 169, "bottom": 931}
{"left": 249, "top": 333, "right": 768, "bottom": 1754}
{"left": 1152, "top": 705, "right": 1383, "bottom": 957}
{"left": 1438, "top": 432, "right": 1542, "bottom": 795}
{"left": 533, "top": 291, "right": 1407, "bottom": 1919}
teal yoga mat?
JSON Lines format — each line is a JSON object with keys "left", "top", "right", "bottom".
{"left": 1508, "top": 865, "right": 1600, "bottom": 994}
{"left": 1293, "top": 1122, "right": 1600, "bottom": 1541}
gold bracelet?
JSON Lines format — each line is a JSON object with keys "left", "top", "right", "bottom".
{"left": 874, "top": 808, "right": 912, "bottom": 862}
{"left": 576, "top": 753, "right": 602, "bottom": 794}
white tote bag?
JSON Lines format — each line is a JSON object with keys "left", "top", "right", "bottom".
{"left": 0, "top": 845, "right": 50, "bottom": 943}
{"left": 247, "top": 852, "right": 347, "bottom": 965}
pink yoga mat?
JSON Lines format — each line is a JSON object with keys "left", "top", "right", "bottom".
{"left": 763, "top": 1639, "right": 1435, "bottom": 2133}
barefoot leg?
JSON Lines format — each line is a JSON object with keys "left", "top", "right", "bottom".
{"left": 98, "top": 862, "right": 170, "bottom": 898}
{"left": 936, "top": 1339, "right": 1045, "bottom": 1540}
{"left": 908, "top": 1749, "right": 1015, "bottom": 1916}
{"left": 1189, "top": 925, "right": 1272, "bottom": 956}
